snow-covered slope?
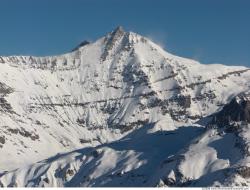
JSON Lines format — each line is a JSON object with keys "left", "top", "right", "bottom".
{"left": 0, "top": 26, "right": 250, "bottom": 187}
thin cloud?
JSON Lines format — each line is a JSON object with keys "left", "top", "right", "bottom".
{"left": 191, "top": 48, "right": 205, "bottom": 63}
{"left": 144, "top": 30, "right": 168, "bottom": 50}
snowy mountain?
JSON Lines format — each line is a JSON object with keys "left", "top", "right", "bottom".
{"left": 0, "top": 26, "right": 250, "bottom": 187}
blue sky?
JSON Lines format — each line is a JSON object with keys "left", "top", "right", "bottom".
{"left": 0, "top": 0, "right": 249, "bottom": 66}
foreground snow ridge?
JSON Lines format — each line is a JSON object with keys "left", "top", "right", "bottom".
{"left": 0, "top": 26, "right": 250, "bottom": 187}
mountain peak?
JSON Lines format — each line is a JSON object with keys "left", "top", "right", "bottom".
{"left": 2, "top": 26, "right": 250, "bottom": 187}
{"left": 113, "top": 26, "right": 125, "bottom": 34}
{"left": 109, "top": 26, "right": 126, "bottom": 39}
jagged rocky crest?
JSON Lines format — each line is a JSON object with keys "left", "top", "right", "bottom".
{"left": 0, "top": 27, "right": 250, "bottom": 187}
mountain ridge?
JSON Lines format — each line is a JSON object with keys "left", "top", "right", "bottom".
{"left": 0, "top": 27, "right": 250, "bottom": 187}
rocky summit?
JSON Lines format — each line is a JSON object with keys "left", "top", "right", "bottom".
{"left": 0, "top": 27, "right": 250, "bottom": 187}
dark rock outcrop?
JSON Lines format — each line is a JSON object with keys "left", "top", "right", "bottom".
{"left": 237, "top": 166, "right": 250, "bottom": 178}
{"left": 71, "top": 40, "right": 90, "bottom": 52}
{"left": 213, "top": 92, "right": 250, "bottom": 127}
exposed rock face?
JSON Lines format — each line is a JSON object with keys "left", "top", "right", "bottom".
{"left": 0, "top": 136, "right": 5, "bottom": 148}
{"left": 213, "top": 92, "right": 250, "bottom": 127}
{"left": 237, "top": 166, "right": 250, "bottom": 178}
